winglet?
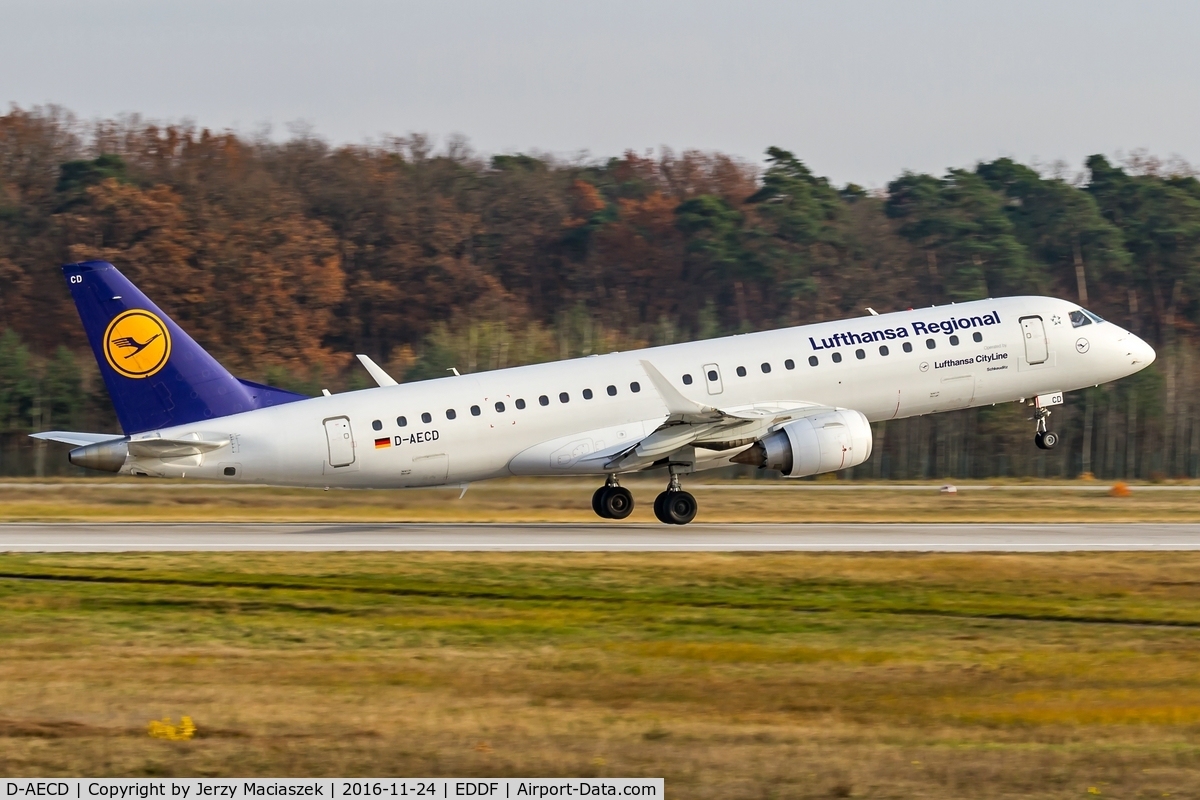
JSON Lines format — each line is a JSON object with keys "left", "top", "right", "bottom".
{"left": 638, "top": 360, "right": 725, "bottom": 423}
{"left": 356, "top": 354, "right": 398, "bottom": 387}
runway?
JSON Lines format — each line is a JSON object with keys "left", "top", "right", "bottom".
{"left": 3, "top": 522, "right": 1200, "bottom": 551}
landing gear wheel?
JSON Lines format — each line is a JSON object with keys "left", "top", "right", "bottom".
{"left": 592, "top": 487, "right": 612, "bottom": 519}
{"left": 655, "top": 490, "right": 697, "bottom": 525}
{"left": 599, "top": 486, "right": 634, "bottom": 519}
{"left": 653, "top": 491, "right": 670, "bottom": 524}
{"left": 665, "top": 491, "right": 698, "bottom": 525}
{"left": 1035, "top": 430, "right": 1059, "bottom": 450}
{"left": 1031, "top": 405, "right": 1056, "bottom": 450}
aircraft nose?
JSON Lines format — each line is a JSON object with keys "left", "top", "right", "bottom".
{"left": 1128, "top": 334, "right": 1155, "bottom": 366}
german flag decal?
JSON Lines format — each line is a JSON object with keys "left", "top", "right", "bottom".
{"left": 374, "top": 437, "right": 390, "bottom": 449}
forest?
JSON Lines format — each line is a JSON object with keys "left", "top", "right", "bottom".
{"left": 2, "top": 104, "right": 1199, "bottom": 479}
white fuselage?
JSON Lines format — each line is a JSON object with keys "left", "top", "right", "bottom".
{"left": 118, "top": 297, "right": 1154, "bottom": 486}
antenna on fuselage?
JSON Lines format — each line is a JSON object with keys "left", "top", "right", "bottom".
{"left": 865, "top": 308, "right": 879, "bottom": 316}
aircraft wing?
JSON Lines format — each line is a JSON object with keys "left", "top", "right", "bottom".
{"left": 30, "top": 431, "right": 125, "bottom": 447}
{"left": 591, "top": 361, "right": 830, "bottom": 471}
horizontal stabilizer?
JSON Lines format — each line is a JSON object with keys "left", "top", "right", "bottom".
{"left": 127, "top": 436, "right": 229, "bottom": 458}
{"left": 30, "top": 431, "right": 124, "bottom": 447}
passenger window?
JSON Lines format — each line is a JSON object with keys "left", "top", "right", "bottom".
{"left": 470, "top": 405, "right": 481, "bottom": 416}
{"left": 446, "top": 409, "right": 456, "bottom": 420}
{"left": 949, "top": 335, "right": 960, "bottom": 346}
{"left": 559, "top": 392, "right": 569, "bottom": 403}
{"left": 879, "top": 345, "right": 889, "bottom": 356}
{"left": 682, "top": 374, "right": 693, "bottom": 385}
{"left": 785, "top": 359, "right": 795, "bottom": 370}
{"left": 421, "top": 412, "right": 432, "bottom": 424}
{"left": 372, "top": 419, "right": 382, "bottom": 431}
{"left": 583, "top": 388, "right": 593, "bottom": 399}
{"left": 1070, "top": 310, "right": 1091, "bottom": 328}
{"left": 397, "top": 416, "right": 408, "bottom": 427}
{"left": 973, "top": 332, "right": 982, "bottom": 343}
{"left": 707, "top": 370, "right": 718, "bottom": 382}
{"left": 495, "top": 401, "right": 505, "bottom": 413}
{"left": 607, "top": 385, "right": 617, "bottom": 396}
{"left": 925, "top": 338, "right": 936, "bottom": 350}
{"left": 761, "top": 362, "right": 771, "bottom": 373}
{"left": 808, "top": 356, "right": 818, "bottom": 366}
{"left": 630, "top": 381, "right": 641, "bottom": 393}
{"left": 516, "top": 398, "right": 526, "bottom": 409}
{"left": 736, "top": 366, "right": 747, "bottom": 377}
{"left": 539, "top": 395, "right": 549, "bottom": 406}
{"left": 855, "top": 349, "right": 865, "bottom": 360}
{"left": 903, "top": 342, "right": 913, "bottom": 353}
{"left": 832, "top": 352, "right": 843, "bottom": 363}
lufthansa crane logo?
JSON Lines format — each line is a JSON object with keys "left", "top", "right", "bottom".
{"left": 104, "top": 309, "right": 171, "bottom": 379}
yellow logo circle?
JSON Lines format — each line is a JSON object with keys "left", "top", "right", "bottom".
{"left": 104, "top": 310, "right": 171, "bottom": 379}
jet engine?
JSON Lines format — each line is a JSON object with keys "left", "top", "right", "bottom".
{"left": 731, "top": 409, "right": 872, "bottom": 477}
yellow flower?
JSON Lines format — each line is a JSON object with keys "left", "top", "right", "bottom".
{"left": 148, "top": 716, "right": 197, "bottom": 741}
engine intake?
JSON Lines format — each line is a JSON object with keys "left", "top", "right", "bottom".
{"left": 732, "top": 409, "right": 872, "bottom": 477}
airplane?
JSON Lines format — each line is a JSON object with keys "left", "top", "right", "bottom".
{"left": 34, "top": 261, "right": 1156, "bottom": 524}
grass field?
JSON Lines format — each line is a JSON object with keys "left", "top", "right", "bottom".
{"left": 2, "top": 477, "right": 1200, "bottom": 522}
{"left": 4, "top": 550, "right": 1200, "bottom": 797}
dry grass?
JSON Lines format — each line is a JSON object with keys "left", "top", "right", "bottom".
{"left": 3, "top": 477, "right": 1200, "bottom": 522}
{"left": 3, "top": 551, "right": 1200, "bottom": 797}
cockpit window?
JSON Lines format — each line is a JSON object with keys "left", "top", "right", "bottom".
{"left": 1069, "top": 310, "right": 1091, "bottom": 328}
{"left": 1084, "top": 309, "right": 1105, "bottom": 323}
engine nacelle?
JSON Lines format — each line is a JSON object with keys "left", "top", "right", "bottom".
{"left": 732, "top": 409, "right": 872, "bottom": 477}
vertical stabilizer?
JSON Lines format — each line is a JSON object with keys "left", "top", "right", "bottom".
{"left": 64, "top": 261, "right": 307, "bottom": 434}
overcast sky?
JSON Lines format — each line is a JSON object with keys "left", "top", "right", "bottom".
{"left": 3, "top": 0, "right": 1198, "bottom": 187}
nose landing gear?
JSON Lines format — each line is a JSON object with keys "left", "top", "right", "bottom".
{"left": 1033, "top": 408, "right": 1059, "bottom": 450}
{"left": 653, "top": 470, "right": 697, "bottom": 525}
{"left": 592, "top": 475, "right": 634, "bottom": 519}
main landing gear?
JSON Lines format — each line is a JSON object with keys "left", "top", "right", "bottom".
{"left": 592, "top": 475, "right": 634, "bottom": 519}
{"left": 1033, "top": 407, "right": 1059, "bottom": 450}
{"left": 591, "top": 470, "right": 699, "bottom": 524}
{"left": 653, "top": 470, "right": 697, "bottom": 525}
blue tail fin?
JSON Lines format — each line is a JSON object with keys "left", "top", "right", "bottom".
{"left": 64, "top": 261, "right": 309, "bottom": 434}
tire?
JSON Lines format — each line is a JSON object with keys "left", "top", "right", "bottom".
{"left": 1034, "top": 432, "right": 1046, "bottom": 450}
{"left": 1041, "top": 430, "right": 1059, "bottom": 449}
{"left": 602, "top": 486, "right": 634, "bottom": 519}
{"left": 592, "top": 487, "right": 612, "bottom": 519}
{"left": 653, "top": 491, "right": 671, "bottom": 524}
{"left": 664, "top": 490, "right": 698, "bottom": 525}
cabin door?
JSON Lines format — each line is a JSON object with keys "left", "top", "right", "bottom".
{"left": 323, "top": 416, "right": 356, "bottom": 467}
{"left": 1020, "top": 316, "right": 1049, "bottom": 364}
